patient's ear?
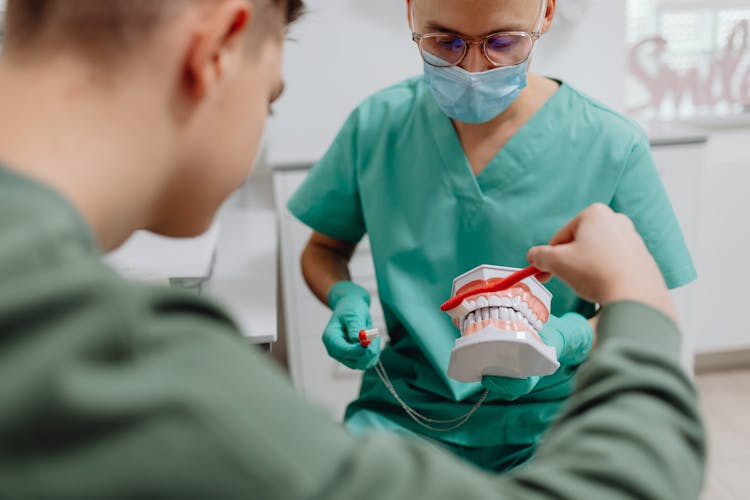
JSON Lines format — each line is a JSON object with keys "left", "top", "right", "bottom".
{"left": 182, "top": 0, "right": 252, "bottom": 100}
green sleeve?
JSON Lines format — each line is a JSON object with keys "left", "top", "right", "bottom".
{"left": 287, "top": 110, "right": 366, "bottom": 244}
{"left": 611, "top": 137, "right": 697, "bottom": 289}
{"left": 503, "top": 302, "right": 706, "bottom": 500}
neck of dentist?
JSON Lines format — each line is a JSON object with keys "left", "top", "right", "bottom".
{"left": 453, "top": 72, "right": 560, "bottom": 175}
{"left": 455, "top": 70, "right": 558, "bottom": 129}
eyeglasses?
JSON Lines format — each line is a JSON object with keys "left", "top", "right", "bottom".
{"left": 412, "top": 31, "right": 542, "bottom": 68}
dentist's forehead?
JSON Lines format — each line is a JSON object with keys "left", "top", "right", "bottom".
{"left": 413, "top": 0, "right": 540, "bottom": 35}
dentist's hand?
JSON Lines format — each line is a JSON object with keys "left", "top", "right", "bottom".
{"left": 323, "top": 281, "right": 381, "bottom": 370}
{"left": 527, "top": 204, "right": 676, "bottom": 321}
{"left": 481, "top": 313, "right": 594, "bottom": 400}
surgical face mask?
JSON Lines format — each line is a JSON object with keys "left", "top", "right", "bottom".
{"left": 423, "top": 54, "right": 530, "bottom": 124}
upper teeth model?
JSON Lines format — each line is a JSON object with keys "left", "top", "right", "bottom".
{"left": 443, "top": 265, "right": 559, "bottom": 382}
{"left": 447, "top": 282, "right": 549, "bottom": 341}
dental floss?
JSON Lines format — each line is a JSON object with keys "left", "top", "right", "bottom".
{"left": 360, "top": 328, "right": 489, "bottom": 431}
{"left": 374, "top": 360, "right": 489, "bottom": 432}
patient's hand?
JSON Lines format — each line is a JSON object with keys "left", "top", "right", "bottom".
{"left": 527, "top": 204, "right": 676, "bottom": 321}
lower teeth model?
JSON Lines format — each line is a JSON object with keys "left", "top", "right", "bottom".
{"left": 443, "top": 265, "right": 560, "bottom": 382}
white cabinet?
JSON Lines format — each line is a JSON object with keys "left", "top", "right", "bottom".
{"left": 653, "top": 128, "right": 750, "bottom": 360}
{"left": 105, "top": 180, "right": 280, "bottom": 345}
{"left": 689, "top": 130, "right": 750, "bottom": 354}
{"left": 651, "top": 137, "right": 707, "bottom": 370}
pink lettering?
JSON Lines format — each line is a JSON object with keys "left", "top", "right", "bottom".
{"left": 629, "top": 20, "right": 750, "bottom": 116}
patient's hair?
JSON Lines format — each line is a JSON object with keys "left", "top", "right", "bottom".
{"left": 4, "top": 0, "right": 304, "bottom": 58}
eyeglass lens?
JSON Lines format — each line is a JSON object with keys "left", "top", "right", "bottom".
{"left": 420, "top": 33, "right": 534, "bottom": 67}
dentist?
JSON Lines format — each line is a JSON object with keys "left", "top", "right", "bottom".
{"left": 288, "top": 0, "right": 696, "bottom": 471}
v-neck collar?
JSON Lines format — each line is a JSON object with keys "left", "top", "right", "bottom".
{"left": 427, "top": 81, "right": 569, "bottom": 203}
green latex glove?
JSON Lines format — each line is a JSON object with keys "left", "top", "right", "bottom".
{"left": 323, "top": 281, "right": 381, "bottom": 371}
{"left": 481, "top": 313, "right": 594, "bottom": 401}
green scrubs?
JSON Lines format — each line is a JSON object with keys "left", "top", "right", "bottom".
{"left": 287, "top": 77, "right": 697, "bottom": 466}
{"left": 0, "top": 166, "right": 705, "bottom": 499}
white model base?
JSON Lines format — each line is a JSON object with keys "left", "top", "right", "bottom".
{"left": 448, "top": 328, "right": 560, "bottom": 382}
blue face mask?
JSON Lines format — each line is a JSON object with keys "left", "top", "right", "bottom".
{"left": 423, "top": 58, "right": 530, "bottom": 124}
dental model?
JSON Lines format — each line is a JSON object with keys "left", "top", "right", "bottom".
{"left": 442, "top": 265, "right": 560, "bottom": 382}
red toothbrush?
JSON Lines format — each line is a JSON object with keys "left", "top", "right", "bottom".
{"left": 440, "top": 266, "right": 542, "bottom": 312}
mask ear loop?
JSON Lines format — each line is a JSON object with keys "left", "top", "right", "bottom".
{"left": 534, "top": 0, "right": 549, "bottom": 35}
{"left": 527, "top": 0, "right": 548, "bottom": 66}
{"left": 409, "top": 0, "right": 416, "bottom": 33}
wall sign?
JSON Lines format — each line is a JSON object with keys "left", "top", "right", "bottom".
{"left": 629, "top": 19, "right": 750, "bottom": 119}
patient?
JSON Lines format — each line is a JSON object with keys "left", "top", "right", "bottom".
{"left": 0, "top": 1, "right": 704, "bottom": 499}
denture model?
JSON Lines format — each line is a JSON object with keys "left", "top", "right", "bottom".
{"left": 442, "top": 265, "right": 559, "bottom": 382}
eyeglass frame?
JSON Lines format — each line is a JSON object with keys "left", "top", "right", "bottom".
{"left": 409, "top": 0, "right": 548, "bottom": 69}
{"left": 411, "top": 31, "right": 543, "bottom": 68}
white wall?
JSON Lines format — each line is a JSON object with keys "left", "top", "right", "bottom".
{"left": 535, "top": 0, "right": 626, "bottom": 110}
{"left": 266, "top": 0, "right": 420, "bottom": 166}
{"left": 267, "top": 0, "right": 627, "bottom": 167}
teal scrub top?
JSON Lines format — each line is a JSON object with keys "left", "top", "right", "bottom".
{"left": 287, "top": 77, "right": 697, "bottom": 447}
